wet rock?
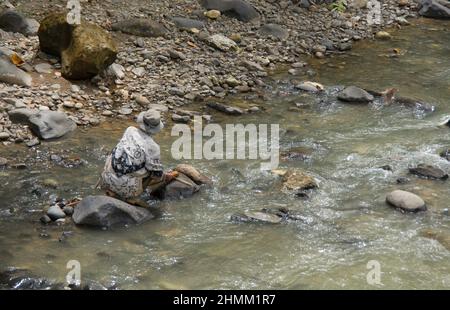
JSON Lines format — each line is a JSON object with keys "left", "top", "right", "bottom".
{"left": 338, "top": 86, "right": 374, "bottom": 103}
{"left": 200, "top": 0, "right": 259, "bottom": 22}
{"left": 73, "top": 195, "right": 154, "bottom": 228}
{"left": 174, "top": 164, "right": 212, "bottom": 185}
{"left": 409, "top": 164, "right": 448, "bottom": 180}
{"left": 259, "top": 24, "right": 289, "bottom": 40}
{"left": 38, "top": 13, "right": 118, "bottom": 79}
{"left": 161, "top": 173, "right": 200, "bottom": 199}
{"left": 47, "top": 205, "right": 66, "bottom": 221}
{"left": 0, "top": 9, "right": 39, "bottom": 36}
{"left": 280, "top": 169, "right": 318, "bottom": 193}
{"left": 0, "top": 157, "right": 8, "bottom": 167}
{"left": 207, "top": 102, "right": 243, "bottom": 115}
{"left": 28, "top": 111, "right": 77, "bottom": 140}
{"left": 112, "top": 19, "right": 167, "bottom": 37}
{"left": 420, "top": 229, "right": 450, "bottom": 251}
{"left": 0, "top": 56, "right": 32, "bottom": 87}
{"left": 231, "top": 210, "right": 282, "bottom": 224}
{"left": 40, "top": 215, "right": 52, "bottom": 224}
{"left": 375, "top": 31, "right": 392, "bottom": 40}
{"left": 295, "top": 81, "right": 324, "bottom": 93}
{"left": 386, "top": 190, "right": 426, "bottom": 212}
{"left": 418, "top": 0, "right": 450, "bottom": 19}
{"left": 439, "top": 148, "right": 450, "bottom": 161}
{"left": 207, "top": 34, "right": 238, "bottom": 52}
{"left": 172, "top": 113, "right": 190, "bottom": 123}
{"left": 63, "top": 206, "right": 74, "bottom": 216}
{"left": 172, "top": 17, "right": 205, "bottom": 30}
{"left": 0, "top": 268, "right": 60, "bottom": 290}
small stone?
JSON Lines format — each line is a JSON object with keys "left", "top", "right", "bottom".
{"left": 204, "top": 10, "right": 221, "bottom": 19}
{"left": 386, "top": 190, "right": 426, "bottom": 212}
{"left": 0, "top": 157, "right": 8, "bottom": 167}
{"left": 63, "top": 206, "right": 74, "bottom": 216}
{"left": 34, "top": 63, "right": 53, "bottom": 74}
{"left": 26, "top": 138, "right": 40, "bottom": 147}
{"left": 0, "top": 132, "right": 10, "bottom": 140}
{"left": 172, "top": 114, "right": 190, "bottom": 123}
{"left": 132, "top": 67, "right": 146, "bottom": 77}
{"left": 47, "top": 205, "right": 66, "bottom": 221}
{"left": 135, "top": 94, "right": 150, "bottom": 106}
{"left": 40, "top": 215, "right": 52, "bottom": 224}
{"left": 375, "top": 31, "right": 392, "bottom": 40}
{"left": 409, "top": 164, "right": 448, "bottom": 180}
{"left": 119, "top": 108, "right": 132, "bottom": 115}
{"left": 43, "top": 178, "right": 58, "bottom": 189}
{"left": 102, "top": 110, "right": 113, "bottom": 116}
{"left": 315, "top": 51, "right": 325, "bottom": 59}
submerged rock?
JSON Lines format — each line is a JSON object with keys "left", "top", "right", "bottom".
{"left": 420, "top": 229, "right": 450, "bottom": 251}
{"left": 280, "top": 169, "right": 318, "bottom": 192}
{"left": 28, "top": 111, "right": 76, "bottom": 140}
{"left": 231, "top": 210, "right": 282, "bottom": 224}
{"left": 0, "top": 56, "right": 32, "bottom": 87}
{"left": 386, "top": 190, "right": 426, "bottom": 212}
{"left": 338, "top": 86, "right": 374, "bottom": 103}
{"left": 38, "top": 13, "right": 117, "bottom": 79}
{"left": 0, "top": 9, "right": 39, "bottom": 36}
{"left": 200, "top": 0, "right": 259, "bottom": 22}
{"left": 73, "top": 195, "right": 154, "bottom": 228}
{"left": 0, "top": 268, "right": 61, "bottom": 290}
{"left": 112, "top": 19, "right": 167, "bottom": 37}
{"left": 409, "top": 164, "right": 448, "bottom": 180}
{"left": 419, "top": 0, "right": 450, "bottom": 19}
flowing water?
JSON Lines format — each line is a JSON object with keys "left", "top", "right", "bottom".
{"left": 0, "top": 18, "right": 449, "bottom": 289}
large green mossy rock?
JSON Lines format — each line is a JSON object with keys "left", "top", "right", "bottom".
{"left": 38, "top": 13, "right": 117, "bottom": 80}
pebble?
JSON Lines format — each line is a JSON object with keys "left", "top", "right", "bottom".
{"left": 204, "top": 10, "right": 221, "bottom": 19}
{"left": 47, "top": 205, "right": 66, "bottom": 221}
{"left": 386, "top": 190, "right": 426, "bottom": 212}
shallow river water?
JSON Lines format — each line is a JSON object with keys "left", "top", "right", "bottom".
{"left": 0, "top": 18, "right": 449, "bottom": 289}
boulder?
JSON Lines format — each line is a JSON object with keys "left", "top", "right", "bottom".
{"left": 111, "top": 19, "right": 167, "bottom": 37}
{"left": 73, "top": 195, "right": 154, "bottom": 228}
{"left": 386, "top": 190, "right": 426, "bottom": 212}
{"left": 419, "top": 0, "right": 450, "bottom": 19}
{"left": 199, "top": 0, "right": 259, "bottom": 22}
{"left": 0, "top": 56, "right": 32, "bottom": 87}
{"left": 38, "top": 13, "right": 117, "bottom": 80}
{"left": 259, "top": 24, "right": 289, "bottom": 40}
{"left": 279, "top": 169, "right": 318, "bottom": 194}
{"left": 338, "top": 86, "right": 374, "bottom": 103}
{"left": 174, "top": 164, "right": 212, "bottom": 185}
{"left": 409, "top": 164, "right": 448, "bottom": 180}
{"left": 162, "top": 173, "right": 200, "bottom": 199}
{"left": 207, "top": 34, "right": 238, "bottom": 52}
{"left": 171, "top": 17, "right": 205, "bottom": 30}
{"left": 28, "top": 111, "right": 77, "bottom": 140}
{"left": 0, "top": 9, "right": 39, "bottom": 36}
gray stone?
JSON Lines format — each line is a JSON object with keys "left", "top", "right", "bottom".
{"left": 0, "top": 9, "right": 39, "bottom": 36}
{"left": 162, "top": 173, "right": 200, "bottom": 199}
{"left": 259, "top": 24, "right": 289, "bottom": 40}
{"left": 34, "top": 63, "right": 53, "bottom": 74}
{"left": 199, "top": 0, "right": 259, "bottom": 22}
{"left": 0, "top": 132, "right": 10, "bottom": 140}
{"left": 172, "top": 113, "right": 190, "bottom": 123}
{"left": 338, "top": 86, "right": 374, "bottom": 103}
{"left": 207, "top": 34, "right": 238, "bottom": 52}
{"left": 47, "top": 205, "right": 66, "bottom": 221}
{"left": 409, "top": 164, "right": 448, "bottom": 180}
{"left": 8, "top": 108, "right": 38, "bottom": 124}
{"left": 106, "top": 63, "right": 125, "bottom": 79}
{"left": 112, "top": 19, "right": 167, "bottom": 37}
{"left": 73, "top": 195, "right": 154, "bottom": 228}
{"left": 28, "top": 111, "right": 77, "bottom": 140}
{"left": 0, "top": 56, "right": 32, "bottom": 87}
{"left": 0, "top": 157, "right": 8, "bottom": 167}
{"left": 62, "top": 206, "right": 74, "bottom": 216}
{"left": 386, "top": 190, "right": 427, "bottom": 212}
{"left": 207, "top": 102, "right": 243, "bottom": 115}
{"left": 419, "top": 0, "right": 450, "bottom": 19}
{"left": 172, "top": 17, "right": 205, "bottom": 30}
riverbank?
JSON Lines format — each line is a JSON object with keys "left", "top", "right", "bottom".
{"left": 1, "top": 0, "right": 419, "bottom": 146}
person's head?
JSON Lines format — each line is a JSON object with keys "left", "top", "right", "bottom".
{"left": 136, "top": 109, "right": 164, "bottom": 135}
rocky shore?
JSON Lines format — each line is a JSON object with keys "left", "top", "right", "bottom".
{"left": 0, "top": 0, "right": 421, "bottom": 146}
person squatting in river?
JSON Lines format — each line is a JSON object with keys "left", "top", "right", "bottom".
{"left": 99, "top": 109, "right": 178, "bottom": 208}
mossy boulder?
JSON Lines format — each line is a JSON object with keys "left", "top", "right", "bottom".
{"left": 38, "top": 12, "right": 117, "bottom": 80}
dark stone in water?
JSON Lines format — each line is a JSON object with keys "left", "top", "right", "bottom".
{"left": 380, "top": 165, "right": 393, "bottom": 171}
{"left": 419, "top": 0, "right": 450, "bottom": 19}
{"left": 40, "top": 215, "right": 52, "bottom": 224}
{"left": 409, "top": 164, "right": 448, "bottom": 180}
{"left": 231, "top": 207, "right": 305, "bottom": 224}
{"left": 396, "top": 177, "right": 410, "bottom": 184}
{"left": 0, "top": 268, "right": 63, "bottom": 290}
{"left": 440, "top": 149, "right": 450, "bottom": 161}
{"left": 73, "top": 195, "right": 154, "bottom": 228}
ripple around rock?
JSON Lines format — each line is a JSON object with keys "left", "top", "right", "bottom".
{"left": 409, "top": 164, "right": 448, "bottom": 180}
{"left": 386, "top": 190, "right": 427, "bottom": 212}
